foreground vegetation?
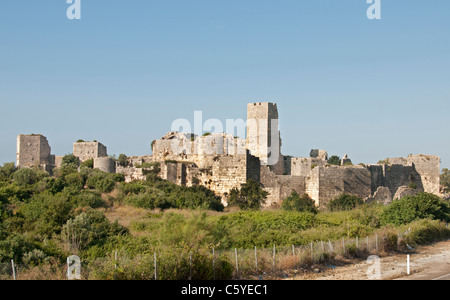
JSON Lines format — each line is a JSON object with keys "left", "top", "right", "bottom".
{"left": 0, "top": 160, "right": 449, "bottom": 280}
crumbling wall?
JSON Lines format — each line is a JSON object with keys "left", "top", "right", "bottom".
{"left": 116, "top": 166, "right": 146, "bottom": 183}
{"left": 260, "top": 166, "right": 306, "bottom": 207}
{"left": 407, "top": 155, "right": 440, "bottom": 195}
{"left": 73, "top": 141, "right": 107, "bottom": 162}
{"left": 290, "top": 157, "right": 327, "bottom": 177}
{"left": 17, "top": 134, "right": 53, "bottom": 168}
{"left": 16, "top": 134, "right": 55, "bottom": 174}
{"left": 94, "top": 157, "right": 116, "bottom": 173}
{"left": 305, "top": 165, "right": 372, "bottom": 209}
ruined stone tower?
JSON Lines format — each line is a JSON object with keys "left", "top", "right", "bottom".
{"left": 16, "top": 134, "right": 55, "bottom": 172}
{"left": 246, "top": 102, "right": 284, "bottom": 174}
{"left": 73, "top": 141, "right": 107, "bottom": 162}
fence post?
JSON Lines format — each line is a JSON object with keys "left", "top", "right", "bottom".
{"left": 376, "top": 234, "right": 378, "bottom": 252}
{"left": 356, "top": 237, "right": 359, "bottom": 250}
{"left": 212, "top": 247, "right": 215, "bottom": 281}
{"left": 367, "top": 236, "right": 369, "bottom": 252}
{"left": 310, "top": 242, "right": 313, "bottom": 263}
{"left": 407, "top": 255, "right": 410, "bottom": 275}
{"left": 254, "top": 246, "right": 258, "bottom": 270}
{"left": 292, "top": 245, "right": 295, "bottom": 265}
{"left": 273, "top": 244, "right": 276, "bottom": 273}
{"left": 235, "top": 248, "right": 239, "bottom": 279}
{"left": 11, "top": 259, "right": 16, "bottom": 281}
{"left": 329, "top": 240, "right": 333, "bottom": 253}
{"left": 190, "top": 252, "right": 192, "bottom": 280}
{"left": 115, "top": 251, "right": 117, "bottom": 269}
{"left": 154, "top": 252, "right": 157, "bottom": 281}
{"left": 343, "top": 238, "right": 346, "bottom": 255}
{"left": 321, "top": 241, "right": 324, "bottom": 253}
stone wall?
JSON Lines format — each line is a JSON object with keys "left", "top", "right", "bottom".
{"left": 17, "top": 134, "right": 53, "bottom": 168}
{"left": 260, "top": 165, "right": 306, "bottom": 207}
{"left": 406, "top": 155, "right": 440, "bottom": 195}
{"left": 73, "top": 141, "right": 107, "bottom": 162}
{"left": 305, "top": 165, "right": 372, "bottom": 208}
{"left": 116, "top": 166, "right": 146, "bottom": 183}
{"left": 290, "top": 157, "right": 327, "bottom": 177}
{"left": 94, "top": 157, "right": 116, "bottom": 173}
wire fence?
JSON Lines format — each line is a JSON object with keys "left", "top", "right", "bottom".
{"left": 0, "top": 228, "right": 438, "bottom": 280}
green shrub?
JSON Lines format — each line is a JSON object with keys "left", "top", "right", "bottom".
{"left": 380, "top": 192, "right": 450, "bottom": 226}
{"left": 327, "top": 194, "right": 364, "bottom": 211}
{"left": 403, "top": 219, "right": 450, "bottom": 246}
{"left": 80, "top": 159, "right": 94, "bottom": 169}
{"left": 282, "top": 191, "right": 318, "bottom": 214}
{"left": 228, "top": 179, "right": 268, "bottom": 211}
{"left": 212, "top": 211, "right": 317, "bottom": 249}
{"left": 327, "top": 155, "right": 341, "bottom": 166}
{"left": 61, "top": 154, "right": 79, "bottom": 169}
{"left": 71, "top": 190, "right": 107, "bottom": 209}
{"left": 96, "top": 177, "right": 116, "bottom": 193}
{"left": 0, "top": 234, "right": 37, "bottom": 264}
{"left": 0, "top": 162, "right": 16, "bottom": 180}
{"left": 62, "top": 209, "right": 128, "bottom": 252}
{"left": 13, "top": 168, "right": 40, "bottom": 186}
{"left": 117, "top": 154, "right": 128, "bottom": 167}
{"left": 64, "top": 173, "right": 84, "bottom": 191}
{"left": 0, "top": 183, "right": 33, "bottom": 204}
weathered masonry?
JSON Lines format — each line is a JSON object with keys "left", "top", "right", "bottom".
{"left": 15, "top": 102, "right": 442, "bottom": 208}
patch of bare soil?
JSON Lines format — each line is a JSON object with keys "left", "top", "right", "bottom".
{"left": 287, "top": 240, "right": 450, "bottom": 280}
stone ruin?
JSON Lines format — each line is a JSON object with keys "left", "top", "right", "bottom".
{"left": 15, "top": 102, "right": 443, "bottom": 208}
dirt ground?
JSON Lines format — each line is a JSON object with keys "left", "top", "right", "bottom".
{"left": 287, "top": 239, "right": 450, "bottom": 280}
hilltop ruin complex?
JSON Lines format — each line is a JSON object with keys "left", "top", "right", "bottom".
{"left": 16, "top": 103, "right": 441, "bottom": 208}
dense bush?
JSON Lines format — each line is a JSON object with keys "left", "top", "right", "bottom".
{"left": 327, "top": 194, "right": 364, "bottom": 211}
{"left": 120, "top": 180, "right": 224, "bottom": 212}
{"left": 0, "top": 162, "right": 16, "bottom": 180}
{"left": 62, "top": 209, "right": 128, "bottom": 252}
{"left": 381, "top": 192, "right": 450, "bottom": 226}
{"left": 327, "top": 155, "right": 341, "bottom": 166}
{"left": 403, "top": 219, "right": 450, "bottom": 246}
{"left": 281, "top": 191, "right": 318, "bottom": 214}
{"left": 211, "top": 211, "right": 317, "bottom": 248}
{"left": 13, "top": 167, "right": 48, "bottom": 186}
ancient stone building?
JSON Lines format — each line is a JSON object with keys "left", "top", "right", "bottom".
{"left": 15, "top": 102, "right": 442, "bottom": 209}
{"left": 246, "top": 102, "right": 284, "bottom": 175}
{"left": 73, "top": 141, "right": 107, "bottom": 162}
{"left": 16, "top": 134, "right": 55, "bottom": 173}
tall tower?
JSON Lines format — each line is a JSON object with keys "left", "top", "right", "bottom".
{"left": 246, "top": 102, "right": 283, "bottom": 173}
{"left": 16, "top": 134, "right": 55, "bottom": 170}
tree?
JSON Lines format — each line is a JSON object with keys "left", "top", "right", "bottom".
{"left": 0, "top": 162, "right": 16, "bottom": 180}
{"left": 281, "top": 191, "right": 318, "bottom": 214}
{"left": 117, "top": 154, "right": 129, "bottom": 167}
{"left": 441, "top": 168, "right": 450, "bottom": 193}
{"left": 13, "top": 168, "right": 39, "bottom": 186}
{"left": 80, "top": 159, "right": 94, "bottom": 169}
{"left": 61, "top": 154, "right": 79, "bottom": 169}
{"left": 328, "top": 155, "right": 341, "bottom": 166}
{"left": 228, "top": 179, "right": 268, "bottom": 211}
{"left": 327, "top": 194, "right": 364, "bottom": 211}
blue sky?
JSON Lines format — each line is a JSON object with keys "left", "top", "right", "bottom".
{"left": 0, "top": 1, "right": 449, "bottom": 169}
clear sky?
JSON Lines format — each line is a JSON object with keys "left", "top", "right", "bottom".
{"left": 0, "top": 1, "right": 449, "bottom": 169}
